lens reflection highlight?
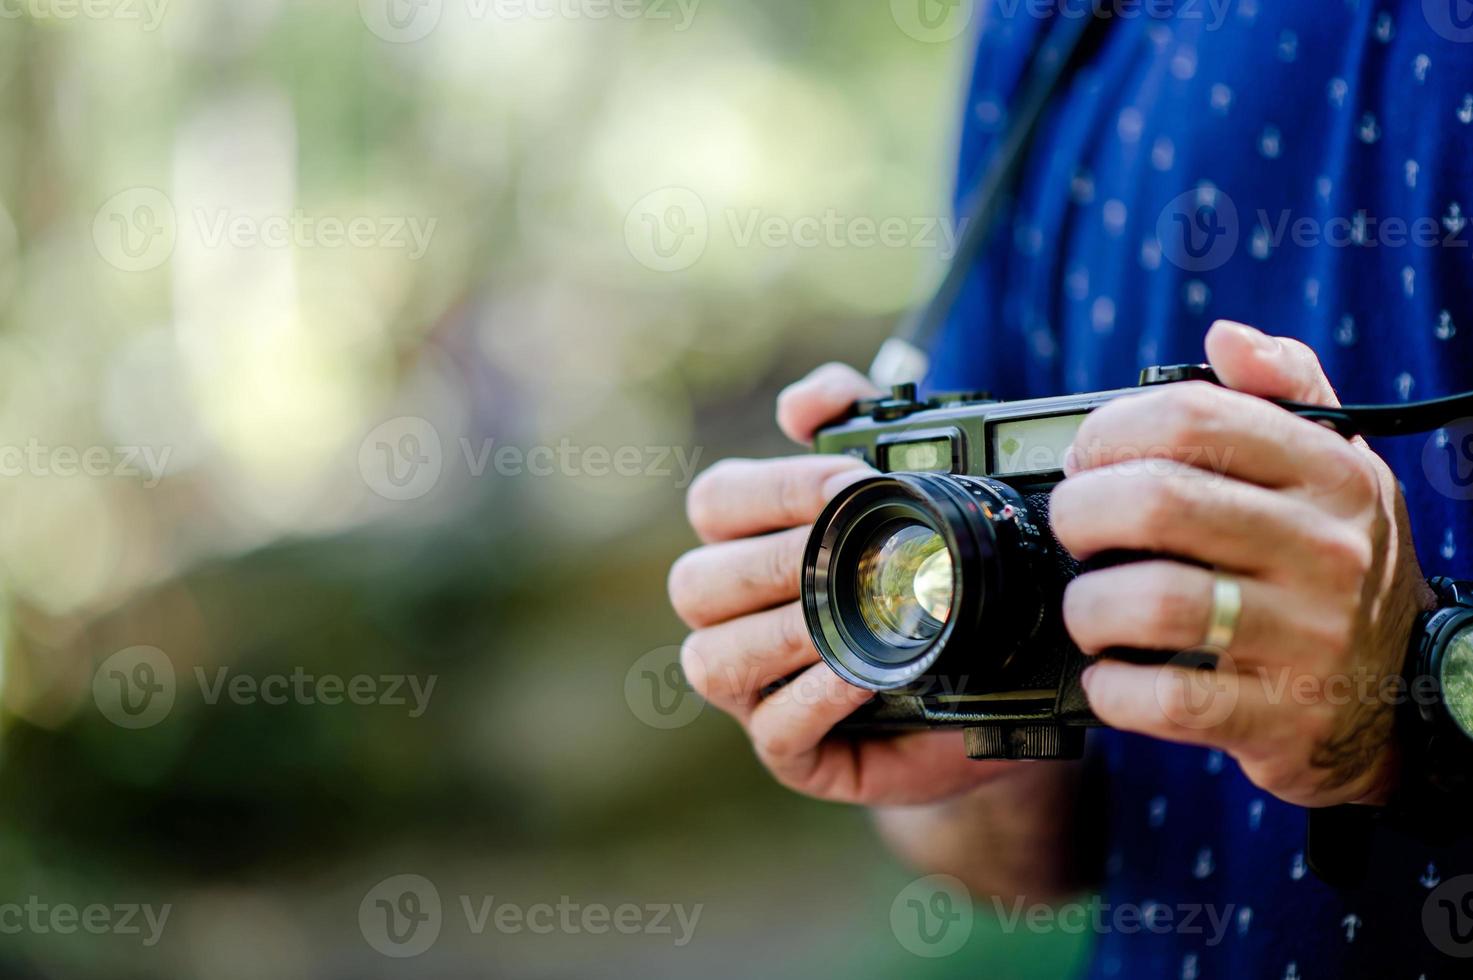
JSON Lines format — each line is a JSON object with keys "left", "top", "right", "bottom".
{"left": 856, "top": 523, "right": 954, "bottom": 643}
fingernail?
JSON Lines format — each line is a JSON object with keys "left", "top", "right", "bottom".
{"left": 821, "top": 466, "right": 874, "bottom": 500}
{"left": 1218, "top": 319, "right": 1280, "bottom": 353}
{"left": 1080, "top": 664, "right": 1098, "bottom": 694}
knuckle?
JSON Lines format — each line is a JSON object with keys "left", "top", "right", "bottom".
{"left": 1142, "top": 574, "right": 1197, "bottom": 640}
{"left": 1156, "top": 383, "right": 1224, "bottom": 447}
{"left": 1135, "top": 476, "right": 1188, "bottom": 540}
{"left": 1341, "top": 453, "right": 1383, "bottom": 507}
{"left": 775, "top": 604, "right": 812, "bottom": 655}
{"left": 763, "top": 534, "right": 803, "bottom": 593}
{"left": 774, "top": 464, "right": 821, "bottom": 526}
{"left": 1302, "top": 610, "right": 1354, "bottom": 664}
{"left": 750, "top": 719, "right": 794, "bottom": 764}
{"left": 1315, "top": 524, "right": 1373, "bottom": 592}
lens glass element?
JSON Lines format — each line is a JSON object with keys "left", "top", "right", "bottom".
{"left": 1441, "top": 623, "right": 1473, "bottom": 740}
{"left": 855, "top": 523, "right": 954, "bottom": 644}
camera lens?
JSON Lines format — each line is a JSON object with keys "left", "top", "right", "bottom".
{"left": 856, "top": 524, "right": 954, "bottom": 644}
{"left": 802, "top": 473, "right": 1053, "bottom": 692}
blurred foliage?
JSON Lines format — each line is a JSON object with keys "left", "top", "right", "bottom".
{"left": 0, "top": 1, "right": 1090, "bottom": 977}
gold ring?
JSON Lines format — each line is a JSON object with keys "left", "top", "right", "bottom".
{"left": 1203, "top": 573, "right": 1242, "bottom": 652}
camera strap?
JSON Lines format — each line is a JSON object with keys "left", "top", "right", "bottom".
{"left": 869, "top": 14, "right": 1473, "bottom": 438}
{"left": 870, "top": 12, "right": 1113, "bottom": 387}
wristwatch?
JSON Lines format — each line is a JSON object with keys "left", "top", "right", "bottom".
{"left": 1308, "top": 578, "right": 1473, "bottom": 884}
{"left": 1401, "top": 577, "right": 1473, "bottom": 803}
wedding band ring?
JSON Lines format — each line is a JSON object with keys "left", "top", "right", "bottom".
{"left": 1203, "top": 573, "right": 1242, "bottom": 652}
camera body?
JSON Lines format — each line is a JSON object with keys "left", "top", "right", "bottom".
{"left": 802, "top": 365, "right": 1219, "bottom": 761}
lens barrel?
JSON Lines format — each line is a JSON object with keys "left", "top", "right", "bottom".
{"left": 801, "top": 473, "right": 1049, "bottom": 692}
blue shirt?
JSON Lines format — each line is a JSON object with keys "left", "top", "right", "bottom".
{"left": 930, "top": 4, "right": 1473, "bottom": 976}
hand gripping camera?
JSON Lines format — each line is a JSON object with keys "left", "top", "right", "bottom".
{"left": 800, "top": 365, "right": 1379, "bottom": 762}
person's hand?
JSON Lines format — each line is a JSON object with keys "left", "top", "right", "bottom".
{"left": 669, "top": 363, "right": 1020, "bottom": 805}
{"left": 1054, "top": 319, "right": 1437, "bottom": 807}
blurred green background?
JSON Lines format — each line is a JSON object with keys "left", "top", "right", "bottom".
{"left": 0, "top": 1, "right": 1090, "bottom": 976}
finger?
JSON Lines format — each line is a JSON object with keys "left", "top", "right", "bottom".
{"left": 1080, "top": 658, "right": 1285, "bottom": 755}
{"left": 686, "top": 455, "right": 874, "bottom": 544}
{"left": 680, "top": 602, "right": 818, "bottom": 718}
{"left": 1049, "top": 460, "right": 1372, "bottom": 584}
{"left": 746, "top": 664, "right": 874, "bottom": 781}
{"left": 1066, "top": 381, "right": 1372, "bottom": 505}
{"left": 1204, "top": 319, "right": 1341, "bottom": 407}
{"left": 776, "top": 362, "right": 883, "bottom": 445}
{"left": 669, "top": 527, "right": 809, "bottom": 628}
{"left": 1062, "top": 561, "right": 1345, "bottom": 670}
{"left": 769, "top": 730, "right": 1020, "bottom": 806}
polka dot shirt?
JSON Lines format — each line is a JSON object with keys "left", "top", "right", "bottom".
{"left": 926, "top": 3, "right": 1473, "bottom": 976}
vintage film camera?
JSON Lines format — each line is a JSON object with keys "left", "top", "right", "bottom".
{"left": 802, "top": 364, "right": 1257, "bottom": 762}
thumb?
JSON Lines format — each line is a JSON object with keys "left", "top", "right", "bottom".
{"left": 1204, "top": 319, "right": 1341, "bottom": 408}
{"left": 776, "top": 362, "right": 883, "bottom": 445}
